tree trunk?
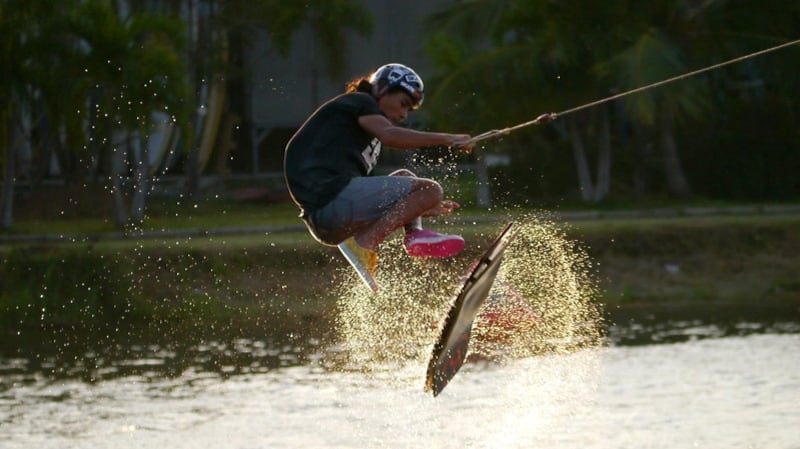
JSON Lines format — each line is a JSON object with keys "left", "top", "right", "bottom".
{"left": 185, "top": 3, "right": 210, "bottom": 201}
{"left": 567, "top": 118, "right": 594, "bottom": 201}
{"left": 0, "top": 106, "right": 14, "bottom": 229}
{"left": 110, "top": 132, "right": 129, "bottom": 229}
{"left": 0, "top": 159, "right": 13, "bottom": 230}
{"left": 129, "top": 131, "right": 150, "bottom": 226}
{"left": 660, "top": 114, "right": 691, "bottom": 197}
{"left": 186, "top": 84, "right": 207, "bottom": 200}
{"left": 474, "top": 152, "right": 491, "bottom": 208}
{"left": 593, "top": 109, "right": 612, "bottom": 202}
{"left": 633, "top": 141, "right": 653, "bottom": 198}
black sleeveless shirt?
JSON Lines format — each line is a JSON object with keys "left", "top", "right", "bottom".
{"left": 284, "top": 92, "right": 384, "bottom": 215}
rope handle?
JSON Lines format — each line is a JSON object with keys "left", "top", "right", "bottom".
{"left": 467, "top": 113, "right": 558, "bottom": 145}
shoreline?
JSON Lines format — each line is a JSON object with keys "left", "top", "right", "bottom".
{"left": 2, "top": 211, "right": 799, "bottom": 329}
{"left": 3, "top": 203, "right": 800, "bottom": 245}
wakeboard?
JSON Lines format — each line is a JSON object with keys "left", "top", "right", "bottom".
{"left": 424, "top": 221, "right": 516, "bottom": 396}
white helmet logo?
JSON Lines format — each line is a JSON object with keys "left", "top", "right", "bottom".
{"left": 387, "top": 68, "right": 405, "bottom": 83}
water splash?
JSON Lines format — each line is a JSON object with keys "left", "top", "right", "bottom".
{"left": 333, "top": 242, "right": 457, "bottom": 370}
{"left": 333, "top": 213, "right": 605, "bottom": 377}
{"left": 478, "top": 215, "right": 605, "bottom": 358}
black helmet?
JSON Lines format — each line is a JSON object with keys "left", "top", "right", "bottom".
{"left": 369, "top": 63, "right": 424, "bottom": 109}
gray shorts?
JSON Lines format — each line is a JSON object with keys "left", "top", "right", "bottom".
{"left": 307, "top": 176, "right": 414, "bottom": 244}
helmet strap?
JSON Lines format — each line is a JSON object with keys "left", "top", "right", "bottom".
{"left": 373, "top": 84, "right": 389, "bottom": 99}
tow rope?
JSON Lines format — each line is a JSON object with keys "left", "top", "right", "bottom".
{"left": 467, "top": 37, "right": 800, "bottom": 145}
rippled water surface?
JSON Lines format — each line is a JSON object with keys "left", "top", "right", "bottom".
{"left": 2, "top": 302, "right": 799, "bottom": 449}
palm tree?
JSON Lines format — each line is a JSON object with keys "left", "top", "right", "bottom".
{"left": 424, "top": 0, "right": 627, "bottom": 203}
{"left": 174, "top": 0, "right": 373, "bottom": 196}
{"left": 599, "top": 28, "right": 709, "bottom": 197}
{"left": 65, "top": 0, "right": 191, "bottom": 228}
{"left": 0, "top": 1, "right": 28, "bottom": 228}
{"left": 600, "top": 0, "right": 800, "bottom": 198}
{"left": 2, "top": 0, "right": 374, "bottom": 230}
{"left": 0, "top": 0, "right": 94, "bottom": 228}
{"left": 425, "top": 0, "right": 800, "bottom": 202}
{"left": 9, "top": 0, "right": 190, "bottom": 229}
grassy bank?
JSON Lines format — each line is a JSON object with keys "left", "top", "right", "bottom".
{"left": 575, "top": 214, "right": 800, "bottom": 304}
{"left": 2, "top": 201, "right": 800, "bottom": 330}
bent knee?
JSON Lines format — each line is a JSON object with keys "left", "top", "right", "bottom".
{"left": 389, "top": 168, "right": 417, "bottom": 177}
{"left": 412, "top": 178, "right": 443, "bottom": 204}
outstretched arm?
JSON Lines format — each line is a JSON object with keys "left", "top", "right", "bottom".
{"left": 358, "top": 114, "right": 474, "bottom": 152}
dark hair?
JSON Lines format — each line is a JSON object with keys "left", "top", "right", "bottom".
{"left": 345, "top": 76, "right": 373, "bottom": 93}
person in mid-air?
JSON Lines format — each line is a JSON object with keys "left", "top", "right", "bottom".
{"left": 283, "top": 63, "right": 475, "bottom": 290}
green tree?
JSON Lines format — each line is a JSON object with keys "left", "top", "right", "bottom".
{"left": 423, "top": 0, "right": 800, "bottom": 203}
{"left": 600, "top": 28, "right": 709, "bottom": 197}
{"left": 681, "top": 0, "right": 800, "bottom": 200}
{"left": 0, "top": 0, "right": 27, "bottom": 228}
{"left": 424, "top": 0, "right": 632, "bottom": 203}
{"left": 152, "top": 0, "right": 374, "bottom": 197}
{"left": 0, "top": 0, "right": 190, "bottom": 230}
{"left": 0, "top": 0, "right": 93, "bottom": 228}
{"left": 65, "top": 0, "right": 190, "bottom": 228}
{"left": 601, "top": 0, "right": 800, "bottom": 199}
{"left": 2, "top": 0, "right": 374, "bottom": 230}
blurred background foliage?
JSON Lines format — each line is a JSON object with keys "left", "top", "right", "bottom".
{"left": 1, "top": 0, "right": 799, "bottom": 231}
{"left": 423, "top": 0, "right": 800, "bottom": 204}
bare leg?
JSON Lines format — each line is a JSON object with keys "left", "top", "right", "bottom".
{"left": 383, "top": 169, "right": 459, "bottom": 232}
{"left": 422, "top": 199, "right": 460, "bottom": 217}
{"left": 353, "top": 177, "right": 443, "bottom": 250}
{"left": 390, "top": 170, "right": 424, "bottom": 234}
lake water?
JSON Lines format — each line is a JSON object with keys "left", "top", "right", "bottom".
{"left": 1, "top": 301, "right": 798, "bottom": 449}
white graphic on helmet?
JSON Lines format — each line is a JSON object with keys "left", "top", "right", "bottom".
{"left": 388, "top": 69, "right": 419, "bottom": 88}
{"left": 387, "top": 68, "right": 405, "bottom": 83}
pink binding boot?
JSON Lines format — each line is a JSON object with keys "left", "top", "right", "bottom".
{"left": 404, "top": 229, "right": 465, "bottom": 258}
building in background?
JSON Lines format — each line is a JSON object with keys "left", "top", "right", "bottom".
{"left": 239, "top": 1, "right": 452, "bottom": 175}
